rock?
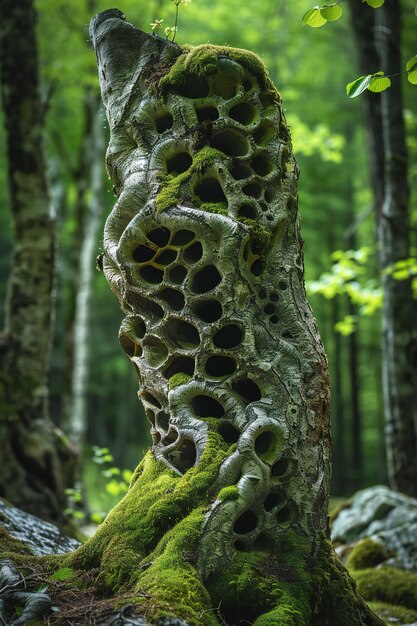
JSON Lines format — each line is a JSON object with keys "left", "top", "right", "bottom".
{"left": 0, "top": 497, "right": 80, "bottom": 556}
{"left": 332, "top": 486, "right": 417, "bottom": 571}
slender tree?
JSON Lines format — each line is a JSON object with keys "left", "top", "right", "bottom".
{"left": 347, "top": 0, "right": 417, "bottom": 496}
{"left": 0, "top": 0, "right": 73, "bottom": 522}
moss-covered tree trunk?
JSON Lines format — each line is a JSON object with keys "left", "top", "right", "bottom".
{"left": 63, "top": 10, "right": 383, "bottom": 624}
{"left": 0, "top": 0, "right": 74, "bottom": 523}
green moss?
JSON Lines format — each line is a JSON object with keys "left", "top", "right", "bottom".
{"left": 64, "top": 432, "right": 231, "bottom": 624}
{"left": 217, "top": 485, "right": 239, "bottom": 501}
{"left": 159, "top": 44, "right": 278, "bottom": 94}
{"left": 156, "top": 146, "right": 227, "bottom": 214}
{"left": 198, "top": 201, "right": 228, "bottom": 216}
{"left": 346, "top": 538, "right": 387, "bottom": 570}
{"left": 207, "top": 531, "right": 312, "bottom": 625}
{"left": 311, "top": 536, "right": 384, "bottom": 626}
{"left": 169, "top": 373, "right": 192, "bottom": 389}
{"left": 368, "top": 601, "right": 417, "bottom": 624}
{"left": 352, "top": 567, "right": 417, "bottom": 610}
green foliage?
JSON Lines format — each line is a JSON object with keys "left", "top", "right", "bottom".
{"left": 307, "top": 247, "right": 383, "bottom": 334}
{"left": 48, "top": 567, "right": 74, "bottom": 582}
{"left": 346, "top": 73, "right": 391, "bottom": 98}
{"left": 362, "top": 0, "right": 385, "bottom": 8}
{"left": 406, "top": 56, "right": 417, "bottom": 85}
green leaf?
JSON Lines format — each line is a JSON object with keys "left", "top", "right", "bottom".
{"left": 302, "top": 8, "right": 328, "bottom": 27}
{"left": 320, "top": 4, "right": 343, "bottom": 21}
{"left": 362, "top": 0, "right": 385, "bottom": 7}
{"left": 122, "top": 469, "right": 134, "bottom": 483}
{"left": 406, "top": 56, "right": 417, "bottom": 85}
{"left": 368, "top": 72, "right": 391, "bottom": 93}
{"left": 48, "top": 567, "right": 74, "bottom": 582}
{"left": 105, "top": 479, "right": 122, "bottom": 496}
{"left": 346, "top": 74, "right": 372, "bottom": 98}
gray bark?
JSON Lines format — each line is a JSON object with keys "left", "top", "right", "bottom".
{"left": 76, "top": 10, "right": 383, "bottom": 624}
{"left": 0, "top": 0, "right": 74, "bottom": 522}
{"left": 348, "top": 0, "right": 417, "bottom": 496}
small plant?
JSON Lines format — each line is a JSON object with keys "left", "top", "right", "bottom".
{"left": 150, "top": 0, "right": 191, "bottom": 43}
{"left": 64, "top": 446, "right": 134, "bottom": 526}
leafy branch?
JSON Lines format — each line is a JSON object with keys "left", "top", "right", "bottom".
{"left": 150, "top": 0, "right": 191, "bottom": 42}
{"left": 302, "top": 1, "right": 417, "bottom": 97}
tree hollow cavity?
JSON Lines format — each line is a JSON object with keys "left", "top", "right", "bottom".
{"left": 191, "top": 265, "right": 222, "bottom": 294}
{"left": 171, "top": 229, "right": 195, "bottom": 246}
{"left": 194, "top": 178, "right": 227, "bottom": 204}
{"left": 218, "top": 421, "right": 240, "bottom": 443}
{"left": 210, "top": 129, "right": 248, "bottom": 157}
{"left": 168, "top": 438, "right": 197, "bottom": 474}
{"left": 155, "top": 288, "right": 185, "bottom": 311}
{"left": 143, "top": 336, "right": 169, "bottom": 368}
{"left": 205, "top": 355, "right": 236, "bottom": 378}
{"left": 251, "top": 154, "right": 273, "bottom": 177}
{"left": 231, "top": 378, "right": 261, "bottom": 403}
{"left": 166, "top": 318, "right": 200, "bottom": 349}
{"left": 155, "top": 249, "right": 177, "bottom": 265}
{"left": 230, "top": 163, "right": 251, "bottom": 180}
{"left": 229, "top": 102, "right": 257, "bottom": 125}
{"left": 213, "top": 324, "right": 243, "bottom": 349}
{"left": 177, "top": 76, "right": 209, "bottom": 98}
{"left": 140, "top": 265, "right": 164, "bottom": 284}
{"left": 254, "top": 430, "right": 277, "bottom": 459}
{"left": 164, "top": 355, "right": 195, "bottom": 379}
{"left": 233, "top": 510, "right": 258, "bottom": 534}
{"left": 169, "top": 265, "right": 187, "bottom": 284}
{"left": 147, "top": 227, "right": 171, "bottom": 247}
{"left": 154, "top": 110, "right": 174, "bottom": 133}
{"left": 195, "top": 105, "right": 219, "bottom": 122}
{"left": 191, "top": 395, "right": 225, "bottom": 418}
{"left": 194, "top": 298, "right": 223, "bottom": 322}
{"left": 183, "top": 241, "right": 203, "bottom": 263}
{"left": 133, "top": 244, "right": 155, "bottom": 263}
{"left": 166, "top": 151, "right": 193, "bottom": 175}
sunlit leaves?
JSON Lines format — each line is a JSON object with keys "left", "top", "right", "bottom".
{"left": 367, "top": 71, "right": 391, "bottom": 92}
{"left": 302, "top": 7, "right": 327, "bottom": 27}
{"left": 346, "top": 75, "right": 373, "bottom": 98}
{"left": 335, "top": 315, "right": 357, "bottom": 336}
{"left": 320, "top": 4, "right": 343, "bottom": 20}
{"left": 346, "top": 72, "right": 391, "bottom": 97}
{"left": 362, "top": 0, "right": 385, "bottom": 7}
{"left": 150, "top": 19, "right": 164, "bottom": 31}
{"left": 302, "top": 4, "right": 342, "bottom": 27}
{"left": 287, "top": 114, "right": 345, "bottom": 163}
{"left": 307, "top": 247, "right": 384, "bottom": 334}
{"left": 406, "top": 56, "right": 417, "bottom": 84}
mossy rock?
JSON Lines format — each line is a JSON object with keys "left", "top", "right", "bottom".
{"left": 347, "top": 538, "right": 388, "bottom": 570}
{"left": 368, "top": 601, "right": 417, "bottom": 625}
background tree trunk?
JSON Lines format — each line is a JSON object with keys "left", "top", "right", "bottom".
{"left": 348, "top": 0, "right": 417, "bottom": 496}
{"left": 0, "top": 0, "right": 74, "bottom": 522}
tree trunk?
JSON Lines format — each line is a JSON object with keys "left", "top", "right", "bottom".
{"left": 0, "top": 0, "right": 74, "bottom": 522}
{"left": 68, "top": 92, "right": 105, "bottom": 450}
{"left": 62, "top": 11, "right": 383, "bottom": 625}
{"left": 347, "top": 0, "right": 417, "bottom": 496}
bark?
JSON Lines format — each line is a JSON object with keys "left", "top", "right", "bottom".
{"left": 60, "top": 11, "right": 384, "bottom": 625}
{"left": 348, "top": 0, "right": 417, "bottom": 496}
{"left": 0, "top": 0, "right": 74, "bottom": 522}
{"left": 68, "top": 93, "right": 105, "bottom": 449}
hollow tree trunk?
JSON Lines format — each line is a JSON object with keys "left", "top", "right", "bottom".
{"left": 348, "top": 0, "right": 417, "bottom": 496}
{"left": 0, "top": 0, "right": 74, "bottom": 523}
{"left": 65, "top": 11, "right": 383, "bottom": 625}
